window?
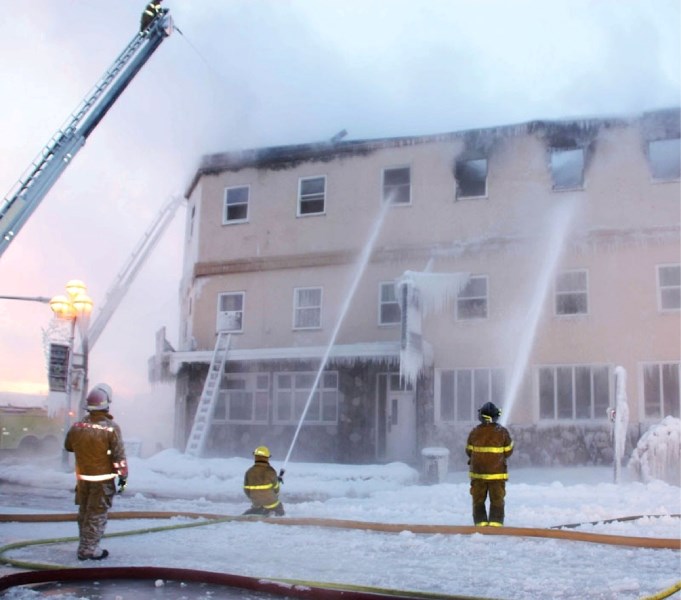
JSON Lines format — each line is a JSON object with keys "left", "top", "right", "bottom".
{"left": 298, "top": 176, "right": 326, "bottom": 216}
{"left": 223, "top": 186, "right": 249, "bottom": 223}
{"left": 455, "top": 158, "right": 488, "bottom": 198}
{"left": 439, "top": 368, "right": 505, "bottom": 422}
{"left": 456, "top": 275, "right": 488, "bottom": 320}
{"left": 538, "top": 365, "right": 610, "bottom": 420}
{"left": 555, "top": 270, "right": 588, "bottom": 315}
{"left": 658, "top": 264, "right": 681, "bottom": 311}
{"left": 217, "top": 292, "right": 244, "bottom": 332}
{"left": 274, "top": 371, "right": 339, "bottom": 424}
{"left": 293, "top": 287, "right": 322, "bottom": 329}
{"left": 214, "top": 373, "right": 269, "bottom": 423}
{"left": 649, "top": 138, "right": 681, "bottom": 181}
{"left": 550, "top": 148, "right": 585, "bottom": 190}
{"left": 382, "top": 166, "right": 411, "bottom": 205}
{"left": 379, "top": 282, "right": 401, "bottom": 325}
{"left": 643, "top": 363, "right": 680, "bottom": 419}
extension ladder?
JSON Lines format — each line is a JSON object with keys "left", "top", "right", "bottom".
{"left": 185, "top": 332, "right": 231, "bottom": 457}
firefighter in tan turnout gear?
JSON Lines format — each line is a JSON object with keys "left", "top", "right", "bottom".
{"left": 64, "top": 383, "right": 128, "bottom": 560}
{"left": 466, "top": 402, "right": 513, "bottom": 527}
{"left": 243, "top": 446, "right": 285, "bottom": 516}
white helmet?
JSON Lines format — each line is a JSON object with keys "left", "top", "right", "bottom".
{"left": 86, "top": 383, "right": 112, "bottom": 411}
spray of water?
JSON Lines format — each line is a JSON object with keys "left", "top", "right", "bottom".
{"left": 281, "top": 199, "right": 392, "bottom": 472}
{"left": 499, "top": 197, "right": 579, "bottom": 426}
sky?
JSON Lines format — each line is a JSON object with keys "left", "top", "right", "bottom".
{"left": 1, "top": 441, "right": 680, "bottom": 599}
{"left": 0, "top": 1, "right": 679, "bottom": 413}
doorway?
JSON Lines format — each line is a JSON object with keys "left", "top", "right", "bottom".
{"left": 378, "top": 373, "right": 416, "bottom": 463}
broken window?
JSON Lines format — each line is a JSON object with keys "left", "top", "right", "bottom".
{"left": 538, "top": 364, "right": 610, "bottom": 420}
{"left": 379, "top": 282, "right": 401, "bottom": 325}
{"left": 439, "top": 368, "right": 505, "bottom": 422}
{"left": 274, "top": 371, "right": 338, "bottom": 424}
{"left": 293, "top": 287, "right": 322, "bottom": 329}
{"left": 216, "top": 291, "right": 244, "bottom": 332}
{"left": 455, "top": 158, "right": 488, "bottom": 199}
{"left": 456, "top": 275, "right": 488, "bottom": 320}
{"left": 643, "top": 363, "right": 680, "bottom": 419}
{"left": 555, "top": 269, "right": 588, "bottom": 315}
{"left": 223, "top": 185, "right": 249, "bottom": 223}
{"left": 298, "top": 176, "right": 326, "bottom": 216}
{"left": 550, "top": 148, "right": 585, "bottom": 190}
{"left": 649, "top": 138, "right": 681, "bottom": 181}
{"left": 658, "top": 264, "right": 681, "bottom": 311}
{"left": 382, "top": 166, "right": 411, "bottom": 204}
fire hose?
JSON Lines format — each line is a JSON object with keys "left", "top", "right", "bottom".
{"left": 0, "top": 512, "right": 679, "bottom": 599}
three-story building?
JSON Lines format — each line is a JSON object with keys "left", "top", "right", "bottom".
{"left": 157, "top": 107, "right": 680, "bottom": 467}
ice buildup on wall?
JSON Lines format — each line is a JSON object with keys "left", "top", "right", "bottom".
{"left": 395, "top": 271, "right": 470, "bottom": 387}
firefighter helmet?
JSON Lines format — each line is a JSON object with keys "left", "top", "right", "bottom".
{"left": 478, "top": 402, "right": 501, "bottom": 423}
{"left": 86, "top": 383, "right": 112, "bottom": 411}
{"left": 253, "top": 446, "right": 271, "bottom": 458}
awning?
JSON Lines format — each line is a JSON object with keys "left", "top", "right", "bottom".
{"left": 168, "top": 341, "right": 410, "bottom": 374}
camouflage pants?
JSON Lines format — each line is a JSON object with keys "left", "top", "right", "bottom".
{"left": 75, "top": 480, "right": 115, "bottom": 557}
{"left": 470, "top": 478, "right": 506, "bottom": 525}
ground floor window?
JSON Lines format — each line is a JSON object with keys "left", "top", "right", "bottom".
{"left": 438, "top": 368, "right": 505, "bottom": 422}
{"left": 214, "top": 373, "right": 269, "bottom": 423}
{"left": 643, "top": 362, "right": 680, "bottom": 419}
{"left": 538, "top": 364, "right": 610, "bottom": 420}
{"left": 274, "top": 371, "right": 339, "bottom": 424}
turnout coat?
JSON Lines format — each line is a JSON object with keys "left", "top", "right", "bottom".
{"left": 243, "top": 457, "right": 281, "bottom": 510}
{"left": 466, "top": 422, "right": 514, "bottom": 480}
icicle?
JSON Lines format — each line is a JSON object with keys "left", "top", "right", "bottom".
{"left": 395, "top": 271, "right": 470, "bottom": 387}
{"left": 610, "top": 366, "right": 630, "bottom": 483}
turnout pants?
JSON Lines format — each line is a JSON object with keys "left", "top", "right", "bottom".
{"left": 75, "top": 480, "right": 115, "bottom": 557}
{"left": 470, "top": 478, "right": 506, "bottom": 525}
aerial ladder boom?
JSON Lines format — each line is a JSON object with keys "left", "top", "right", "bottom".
{"left": 0, "top": 12, "right": 173, "bottom": 258}
{"left": 87, "top": 194, "right": 184, "bottom": 350}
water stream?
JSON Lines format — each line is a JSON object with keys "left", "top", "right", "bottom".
{"left": 281, "top": 199, "right": 392, "bottom": 470}
{"left": 499, "top": 197, "right": 579, "bottom": 426}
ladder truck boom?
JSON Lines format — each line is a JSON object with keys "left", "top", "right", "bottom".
{"left": 87, "top": 194, "right": 184, "bottom": 350}
{"left": 0, "top": 12, "right": 173, "bottom": 259}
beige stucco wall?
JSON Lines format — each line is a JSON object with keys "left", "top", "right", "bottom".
{"left": 179, "top": 114, "right": 680, "bottom": 431}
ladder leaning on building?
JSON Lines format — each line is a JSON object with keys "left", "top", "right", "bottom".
{"left": 184, "top": 331, "right": 231, "bottom": 457}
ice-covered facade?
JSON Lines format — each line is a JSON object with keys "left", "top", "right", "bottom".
{"left": 152, "top": 108, "right": 680, "bottom": 467}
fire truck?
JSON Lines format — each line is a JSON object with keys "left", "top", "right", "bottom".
{"left": 0, "top": 404, "right": 63, "bottom": 454}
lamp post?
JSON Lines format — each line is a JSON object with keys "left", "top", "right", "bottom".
{"left": 49, "top": 280, "right": 94, "bottom": 467}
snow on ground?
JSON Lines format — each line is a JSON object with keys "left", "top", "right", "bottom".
{"left": 0, "top": 450, "right": 680, "bottom": 599}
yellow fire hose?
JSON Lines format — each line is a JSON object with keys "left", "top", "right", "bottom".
{"left": 1, "top": 511, "right": 679, "bottom": 599}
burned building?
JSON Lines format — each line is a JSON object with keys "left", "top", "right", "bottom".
{"left": 153, "top": 108, "right": 680, "bottom": 467}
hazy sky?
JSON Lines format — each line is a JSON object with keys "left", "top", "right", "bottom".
{"left": 0, "top": 0, "right": 678, "bottom": 404}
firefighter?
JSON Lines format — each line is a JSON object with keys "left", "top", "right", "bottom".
{"left": 242, "top": 446, "right": 285, "bottom": 516}
{"left": 140, "top": 0, "right": 166, "bottom": 33}
{"left": 466, "top": 402, "right": 513, "bottom": 527}
{"left": 64, "top": 383, "right": 128, "bottom": 560}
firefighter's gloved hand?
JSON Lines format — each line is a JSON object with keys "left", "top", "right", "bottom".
{"left": 278, "top": 468, "right": 285, "bottom": 484}
{"left": 117, "top": 476, "right": 127, "bottom": 494}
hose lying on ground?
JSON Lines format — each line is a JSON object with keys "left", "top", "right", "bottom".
{"left": 0, "top": 512, "right": 678, "bottom": 600}
{"left": 1, "top": 511, "right": 678, "bottom": 550}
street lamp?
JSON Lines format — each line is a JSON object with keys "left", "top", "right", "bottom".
{"left": 49, "top": 280, "right": 94, "bottom": 466}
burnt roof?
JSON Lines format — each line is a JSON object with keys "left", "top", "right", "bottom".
{"left": 185, "top": 108, "right": 679, "bottom": 198}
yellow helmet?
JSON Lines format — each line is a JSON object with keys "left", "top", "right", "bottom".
{"left": 254, "top": 446, "right": 271, "bottom": 458}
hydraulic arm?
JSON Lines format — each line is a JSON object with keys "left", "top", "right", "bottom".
{"left": 0, "top": 12, "right": 173, "bottom": 258}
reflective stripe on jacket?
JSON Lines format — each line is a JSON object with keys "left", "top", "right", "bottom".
{"left": 64, "top": 412, "right": 128, "bottom": 481}
{"left": 466, "top": 422, "right": 513, "bottom": 481}
{"left": 143, "top": 2, "right": 163, "bottom": 18}
{"left": 243, "top": 458, "right": 280, "bottom": 509}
